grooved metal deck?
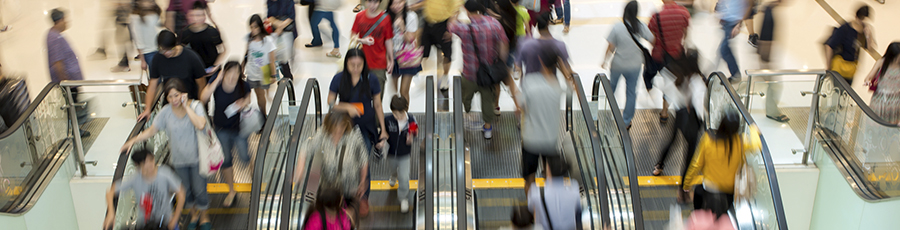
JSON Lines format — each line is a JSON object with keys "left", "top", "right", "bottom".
{"left": 464, "top": 112, "right": 523, "bottom": 179}
{"left": 79, "top": 117, "right": 108, "bottom": 154}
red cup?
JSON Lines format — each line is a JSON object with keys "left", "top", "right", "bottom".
{"left": 409, "top": 121, "right": 418, "bottom": 136}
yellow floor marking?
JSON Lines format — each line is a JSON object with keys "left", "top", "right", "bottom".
{"left": 629, "top": 175, "right": 703, "bottom": 187}
{"left": 207, "top": 183, "right": 254, "bottom": 194}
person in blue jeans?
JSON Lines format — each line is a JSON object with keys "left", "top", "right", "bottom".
{"left": 199, "top": 61, "right": 252, "bottom": 208}
{"left": 307, "top": 0, "right": 343, "bottom": 58}
{"left": 552, "top": 0, "right": 570, "bottom": 33}
{"left": 603, "top": 0, "right": 654, "bottom": 129}
{"left": 121, "top": 79, "right": 211, "bottom": 230}
{"left": 716, "top": 0, "right": 752, "bottom": 82}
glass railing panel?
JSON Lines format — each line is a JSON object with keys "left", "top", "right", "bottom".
{"left": 815, "top": 73, "right": 900, "bottom": 199}
{"left": 113, "top": 92, "right": 167, "bottom": 230}
{"left": 65, "top": 85, "right": 145, "bottom": 154}
{"left": 742, "top": 78, "right": 817, "bottom": 164}
{"left": 0, "top": 126, "right": 33, "bottom": 208}
{"left": 708, "top": 73, "right": 787, "bottom": 229}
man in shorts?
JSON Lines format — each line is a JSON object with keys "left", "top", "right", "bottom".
{"left": 422, "top": 0, "right": 461, "bottom": 90}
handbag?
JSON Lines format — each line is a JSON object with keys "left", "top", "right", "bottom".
{"left": 624, "top": 20, "right": 655, "bottom": 90}
{"left": 397, "top": 41, "right": 424, "bottom": 68}
{"left": 468, "top": 24, "right": 508, "bottom": 87}
{"left": 239, "top": 107, "right": 264, "bottom": 137}
{"left": 644, "top": 13, "right": 676, "bottom": 90}
{"left": 194, "top": 101, "right": 225, "bottom": 177}
{"left": 734, "top": 140, "right": 756, "bottom": 201}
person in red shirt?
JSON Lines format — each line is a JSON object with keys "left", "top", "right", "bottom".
{"left": 352, "top": 0, "right": 395, "bottom": 97}
{"left": 647, "top": 0, "right": 690, "bottom": 123}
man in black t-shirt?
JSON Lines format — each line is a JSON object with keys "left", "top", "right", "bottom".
{"left": 138, "top": 30, "right": 207, "bottom": 121}
{"left": 179, "top": 2, "right": 226, "bottom": 71}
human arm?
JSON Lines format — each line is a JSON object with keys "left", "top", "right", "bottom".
{"left": 168, "top": 186, "right": 185, "bottom": 230}
{"left": 213, "top": 30, "right": 227, "bottom": 68}
{"left": 200, "top": 69, "right": 223, "bottom": 104}
{"left": 138, "top": 78, "right": 160, "bottom": 121}
{"left": 824, "top": 45, "right": 834, "bottom": 70}
{"left": 268, "top": 50, "right": 277, "bottom": 79}
{"left": 103, "top": 183, "right": 118, "bottom": 229}
{"left": 166, "top": 11, "right": 176, "bottom": 31}
{"left": 51, "top": 61, "right": 69, "bottom": 81}
{"left": 184, "top": 99, "right": 208, "bottom": 129}
{"left": 682, "top": 135, "right": 708, "bottom": 191}
{"left": 374, "top": 92, "right": 388, "bottom": 141}
{"left": 120, "top": 125, "right": 160, "bottom": 152}
{"left": 743, "top": 125, "right": 762, "bottom": 152}
{"left": 602, "top": 43, "right": 615, "bottom": 69}
{"left": 865, "top": 57, "right": 885, "bottom": 84}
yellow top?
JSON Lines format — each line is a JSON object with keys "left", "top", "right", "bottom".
{"left": 423, "top": 0, "right": 463, "bottom": 24}
{"left": 683, "top": 126, "right": 762, "bottom": 192}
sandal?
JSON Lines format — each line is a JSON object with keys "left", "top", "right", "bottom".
{"left": 659, "top": 113, "right": 669, "bottom": 124}
{"left": 326, "top": 50, "right": 342, "bottom": 58}
{"left": 563, "top": 26, "right": 570, "bottom": 34}
{"left": 767, "top": 114, "right": 790, "bottom": 122}
{"left": 652, "top": 164, "right": 663, "bottom": 176}
{"left": 353, "top": 4, "right": 363, "bottom": 13}
{"left": 626, "top": 123, "right": 632, "bottom": 130}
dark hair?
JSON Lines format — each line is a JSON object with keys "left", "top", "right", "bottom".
{"left": 192, "top": 1, "right": 208, "bottom": 10}
{"left": 387, "top": 0, "right": 409, "bottom": 32}
{"left": 464, "top": 0, "right": 486, "bottom": 15}
{"left": 390, "top": 95, "right": 409, "bottom": 112}
{"left": 339, "top": 49, "right": 372, "bottom": 102}
{"left": 670, "top": 49, "right": 702, "bottom": 86}
{"left": 544, "top": 156, "right": 569, "bottom": 177}
{"left": 132, "top": 0, "right": 162, "bottom": 23}
{"left": 855, "top": 5, "right": 870, "bottom": 19}
{"left": 222, "top": 61, "right": 249, "bottom": 95}
{"left": 497, "top": 0, "right": 519, "bottom": 49}
{"left": 877, "top": 42, "right": 900, "bottom": 78}
{"left": 312, "top": 185, "right": 344, "bottom": 230}
{"left": 623, "top": 1, "right": 640, "bottom": 36}
{"left": 323, "top": 111, "right": 354, "bottom": 134}
{"left": 536, "top": 13, "right": 551, "bottom": 31}
{"left": 50, "top": 8, "right": 65, "bottom": 23}
{"left": 161, "top": 78, "right": 190, "bottom": 106}
{"left": 248, "top": 14, "right": 270, "bottom": 41}
{"left": 511, "top": 205, "right": 534, "bottom": 227}
{"left": 511, "top": 0, "right": 521, "bottom": 4}
{"left": 157, "top": 30, "right": 178, "bottom": 49}
{"left": 715, "top": 110, "right": 742, "bottom": 161}
{"left": 130, "top": 148, "right": 154, "bottom": 166}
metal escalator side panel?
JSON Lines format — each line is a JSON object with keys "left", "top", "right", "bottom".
{"left": 452, "top": 76, "right": 475, "bottom": 230}
{"left": 570, "top": 75, "right": 612, "bottom": 228}
{"left": 414, "top": 76, "right": 435, "bottom": 230}
{"left": 248, "top": 78, "right": 295, "bottom": 230}
{"left": 278, "top": 78, "right": 321, "bottom": 230}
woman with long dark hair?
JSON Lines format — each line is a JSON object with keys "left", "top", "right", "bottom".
{"left": 866, "top": 42, "right": 900, "bottom": 124}
{"left": 121, "top": 79, "right": 211, "bottom": 229}
{"left": 244, "top": 14, "right": 277, "bottom": 114}
{"left": 387, "top": 0, "right": 422, "bottom": 100}
{"left": 683, "top": 111, "right": 762, "bottom": 214}
{"left": 325, "top": 49, "right": 387, "bottom": 216}
{"left": 603, "top": 0, "right": 654, "bottom": 129}
{"left": 130, "top": 0, "right": 163, "bottom": 71}
{"left": 199, "top": 61, "right": 252, "bottom": 207}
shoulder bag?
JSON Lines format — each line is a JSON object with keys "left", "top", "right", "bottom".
{"left": 194, "top": 101, "right": 224, "bottom": 177}
{"left": 539, "top": 188, "right": 554, "bottom": 230}
{"left": 468, "top": 23, "right": 508, "bottom": 87}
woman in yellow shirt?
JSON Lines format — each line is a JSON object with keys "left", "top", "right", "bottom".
{"left": 683, "top": 111, "right": 761, "bottom": 215}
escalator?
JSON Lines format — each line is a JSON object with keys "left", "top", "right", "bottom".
{"left": 109, "top": 78, "right": 297, "bottom": 230}
{"left": 0, "top": 82, "right": 75, "bottom": 214}
{"left": 454, "top": 74, "right": 630, "bottom": 230}
{"left": 591, "top": 72, "right": 789, "bottom": 229}
{"left": 283, "top": 76, "right": 437, "bottom": 230}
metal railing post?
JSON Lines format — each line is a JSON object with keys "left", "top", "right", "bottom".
{"left": 63, "top": 86, "right": 88, "bottom": 177}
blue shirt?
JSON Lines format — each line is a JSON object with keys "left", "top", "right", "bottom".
{"left": 46, "top": 29, "right": 83, "bottom": 83}
{"left": 717, "top": 0, "right": 749, "bottom": 22}
{"left": 329, "top": 73, "right": 382, "bottom": 137}
{"left": 267, "top": 0, "right": 296, "bottom": 21}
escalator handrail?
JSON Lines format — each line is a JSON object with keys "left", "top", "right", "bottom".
{"left": 819, "top": 71, "right": 899, "bottom": 128}
{"left": 279, "top": 78, "right": 322, "bottom": 230}
{"left": 570, "top": 75, "right": 612, "bottom": 227}
{"left": 593, "top": 73, "right": 645, "bottom": 230}
{"left": 452, "top": 76, "right": 467, "bottom": 230}
{"left": 707, "top": 72, "right": 788, "bottom": 230}
{"left": 109, "top": 83, "right": 166, "bottom": 210}
{"left": 0, "top": 82, "right": 60, "bottom": 139}
{"left": 424, "top": 76, "right": 435, "bottom": 230}
{"left": 249, "top": 78, "right": 295, "bottom": 229}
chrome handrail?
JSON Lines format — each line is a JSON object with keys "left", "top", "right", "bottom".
{"left": 59, "top": 79, "right": 142, "bottom": 87}
{"left": 708, "top": 72, "right": 789, "bottom": 230}
{"left": 249, "top": 78, "right": 295, "bottom": 229}
{"left": 280, "top": 78, "right": 322, "bottom": 230}
{"left": 571, "top": 75, "right": 612, "bottom": 228}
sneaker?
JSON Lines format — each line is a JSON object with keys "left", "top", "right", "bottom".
{"left": 483, "top": 125, "right": 492, "bottom": 139}
{"left": 728, "top": 74, "right": 742, "bottom": 84}
{"left": 748, "top": 34, "right": 759, "bottom": 48}
{"left": 494, "top": 107, "right": 501, "bottom": 116}
{"left": 400, "top": 199, "right": 409, "bottom": 213}
{"left": 389, "top": 176, "right": 397, "bottom": 187}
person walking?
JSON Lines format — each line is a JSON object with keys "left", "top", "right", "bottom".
{"left": 166, "top": 0, "right": 216, "bottom": 32}
{"left": 179, "top": 2, "right": 227, "bottom": 75}
{"left": 138, "top": 30, "right": 208, "bottom": 121}
{"left": 104, "top": 149, "right": 185, "bottom": 230}
{"left": 449, "top": 0, "right": 509, "bottom": 139}
{"left": 603, "top": 0, "right": 654, "bottom": 129}
{"left": 825, "top": 5, "right": 875, "bottom": 84}
{"left": 551, "top": 0, "right": 570, "bottom": 33}
{"left": 421, "top": 0, "right": 460, "bottom": 89}
{"left": 121, "top": 79, "right": 212, "bottom": 230}
{"left": 716, "top": 0, "right": 752, "bottom": 82}
{"left": 519, "top": 40, "right": 564, "bottom": 193}
{"left": 130, "top": 0, "right": 163, "bottom": 72}
{"left": 388, "top": 0, "right": 422, "bottom": 100}
{"left": 46, "top": 8, "right": 90, "bottom": 137}
{"left": 244, "top": 14, "right": 278, "bottom": 113}
{"left": 352, "top": 0, "right": 395, "bottom": 95}
{"left": 866, "top": 42, "right": 900, "bottom": 124}
{"left": 384, "top": 96, "right": 417, "bottom": 213}
{"left": 755, "top": 0, "right": 789, "bottom": 123}
{"left": 199, "top": 62, "right": 252, "bottom": 208}
{"left": 306, "top": 0, "right": 343, "bottom": 58}
{"left": 527, "top": 156, "right": 580, "bottom": 230}
{"left": 648, "top": 0, "right": 690, "bottom": 123}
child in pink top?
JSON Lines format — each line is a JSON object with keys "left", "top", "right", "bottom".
{"left": 304, "top": 186, "right": 352, "bottom": 230}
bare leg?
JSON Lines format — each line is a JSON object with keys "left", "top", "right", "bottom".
{"left": 223, "top": 167, "right": 236, "bottom": 206}
{"left": 660, "top": 99, "right": 670, "bottom": 121}
{"left": 400, "top": 75, "right": 413, "bottom": 101}
{"left": 392, "top": 75, "right": 400, "bottom": 96}
{"left": 255, "top": 88, "right": 268, "bottom": 112}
